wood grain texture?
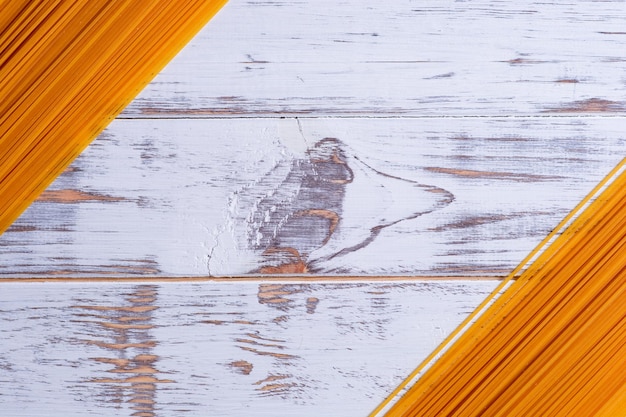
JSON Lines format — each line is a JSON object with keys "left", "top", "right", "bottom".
{"left": 2, "top": 1, "right": 625, "bottom": 415}
{"left": 2, "top": 117, "right": 624, "bottom": 276}
{"left": 0, "top": 280, "right": 495, "bottom": 416}
{"left": 3, "top": 0, "right": 626, "bottom": 276}
{"left": 124, "top": 0, "right": 626, "bottom": 117}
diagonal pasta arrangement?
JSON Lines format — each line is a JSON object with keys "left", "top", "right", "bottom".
{"left": 0, "top": 0, "right": 227, "bottom": 235}
{"left": 372, "top": 159, "right": 626, "bottom": 416}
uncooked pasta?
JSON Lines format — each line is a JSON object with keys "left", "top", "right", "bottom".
{"left": 373, "top": 159, "right": 626, "bottom": 416}
{"left": 0, "top": 0, "right": 227, "bottom": 234}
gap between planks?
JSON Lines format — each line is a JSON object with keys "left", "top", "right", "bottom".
{"left": 115, "top": 114, "right": 626, "bottom": 120}
{"left": 0, "top": 275, "right": 504, "bottom": 283}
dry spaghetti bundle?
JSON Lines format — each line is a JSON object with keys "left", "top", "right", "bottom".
{"left": 373, "top": 160, "right": 626, "bottom": 416}
{"left": 0, "top": 0, "right": 227, "bottom": 234}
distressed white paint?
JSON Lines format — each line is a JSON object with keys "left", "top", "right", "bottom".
{"left": 1, "top": 1, "right": 625, "bottom": 415}
{"left": 125, "top": 0, "right": 626, "bottom": 117}
{"left": 3, "top": 0, "right": 626, "bottom": 275}
{"left": 3, "top": 0, "right": 626, "bottom": 276}
{"left": 2, "top": 117, "right": 624, "bottom": 276}
{"left": 0, "top": 280, "right": 495, "bottom": 416}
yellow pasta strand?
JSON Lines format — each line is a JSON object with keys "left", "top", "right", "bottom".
{"left": 0, "top": 0, "right": 228, "bottom": 234}
{"left": 372, "top": 159, "right": 626, "bottom": 417}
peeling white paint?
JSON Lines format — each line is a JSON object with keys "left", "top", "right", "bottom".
{"left": 0, "top": 280, "right": 496, "bottom": 416}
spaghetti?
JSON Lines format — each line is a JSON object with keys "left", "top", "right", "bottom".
{"left": 373, "top": 159, "right": 626, "bottom": 416}
{"left": 0, "top": 0, "right": 227, "bottom": 234}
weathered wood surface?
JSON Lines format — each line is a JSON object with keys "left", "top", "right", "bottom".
{"left": 3, "top": 0, "right": 626, "bottom": 276}
{"left": 0, "top": 280, "right": 495, "bottom": 416}
{"left": 1, "top": 1, "right": 625, "bottom": 415}
{"left": 2, "top": 117, "right": 624, "bottom": 276}
{"left": 125, "top": 0, "right": 626, "bottom": 117}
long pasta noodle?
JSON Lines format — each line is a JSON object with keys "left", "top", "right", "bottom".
{"left": 372, "top": 159, "right": 626, "bottom": 416}
{"left": 0, "top": 0, "right": 228, "bottom": 234}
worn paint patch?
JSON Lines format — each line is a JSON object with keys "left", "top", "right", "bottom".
{"left": 545, "top": 98, "right": 626, "bottom": 113}
{"left": 424, "top": 167, "right": 562, "bottom": 182}
{"left": 229, "top": 360, "right": 254, "bottom": 375}
{"left": 37, "top": 189, "right": 127, "bottom": 203}
{"left": 230, "top": 138, "right": 353, "bottom": 273}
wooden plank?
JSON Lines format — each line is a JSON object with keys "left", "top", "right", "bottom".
{"left": 2, "top": 117, "right": 624, "bottom": 277}
{"left": 0, "top": 280, "right": 495, "bottom": 416}
{"left": 122, "top": 0, "right": 626, "bottom": 117}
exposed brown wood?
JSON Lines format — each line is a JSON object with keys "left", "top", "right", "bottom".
{"left": 38, "top": 189, "right": 127, "bottom": 203}
{"left": 3, "top": 117, "right": 624, "bottom": 277}
{"left": 0, "top": 280, "right": 496, "bottom": 416}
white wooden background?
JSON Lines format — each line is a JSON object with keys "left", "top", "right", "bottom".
{"left": 1, "top": 1, "right": 626, "bottom": 416}
{"left": 2, "top": 0, "right": 626, "bottom": 276}
{"left": 0, "top": 279, "right": 495, "bottom": 416}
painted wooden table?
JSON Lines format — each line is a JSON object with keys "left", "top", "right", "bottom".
{"left": 3, "top": 0, "right": 626, "bottom": 277}
{"left": 1, "top": 1, "right": 625, "bottom": 415}
{"left": 0, "top": 279, "right": 495, "bottom": 416}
